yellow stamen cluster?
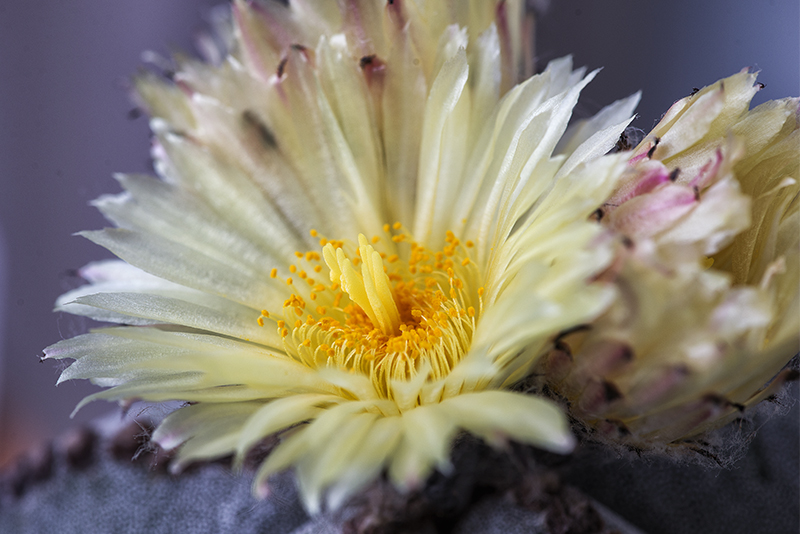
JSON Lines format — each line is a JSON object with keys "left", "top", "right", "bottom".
{"left": 258, "top": 225, "right": 482, "bottom": 398}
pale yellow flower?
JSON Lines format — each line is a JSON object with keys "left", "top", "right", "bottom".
{"left": 44, "top": 0, "right": 637, "bottom": 510}
{"left": 543, "top": 71, "right": 799, "bottom": 456}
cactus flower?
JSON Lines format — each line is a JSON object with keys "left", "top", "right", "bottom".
{"left": 44, "top": 0, "right": 641, "bottom": 511}
{"left": 544, "top": 71, "right": 799, "bottom": 458}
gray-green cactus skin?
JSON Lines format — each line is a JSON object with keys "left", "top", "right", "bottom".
{"left": 0, "top": 415, "right": 638, "bottom": 534}
{"left": 2, "top": 392, "right": 795, "bottom": 534}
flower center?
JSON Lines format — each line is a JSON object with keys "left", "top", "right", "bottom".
{"left": 323, "top": 234, "right": 402, "bottom": 337}
{"left": 258, "top": 224, "right": 483, "bottom": 396}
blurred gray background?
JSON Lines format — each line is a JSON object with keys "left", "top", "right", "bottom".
{"left": 0, "top": 0, "right": 797, "bottom": 472}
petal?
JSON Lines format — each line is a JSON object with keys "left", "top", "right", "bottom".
{"left": 153, "top": 401, "right": 262, "bottom": 470}
{"left": 413, "top": 42, "right": 471, "bottom": 245}
{"left": 80, "top": 228, "right": 282, "bottom": 309}
{"left": 387, "top": 404, "right": 458, "bottom": 491}
{"left": 441, "top": 390, "right": 575, "bottom": 452}
{"left": 557, "top": 91, "right": 641, "bottom": 158}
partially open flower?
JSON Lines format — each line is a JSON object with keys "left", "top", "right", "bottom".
{"left": 543, "top": 70, "right": 799, "bottom": 458}
{"left": 44, "top": 0, "right": 638, "bottom": 511}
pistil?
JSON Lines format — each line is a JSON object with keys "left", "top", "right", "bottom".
{"left": 324, "top": 234, "right": 401, "bottom": 335}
